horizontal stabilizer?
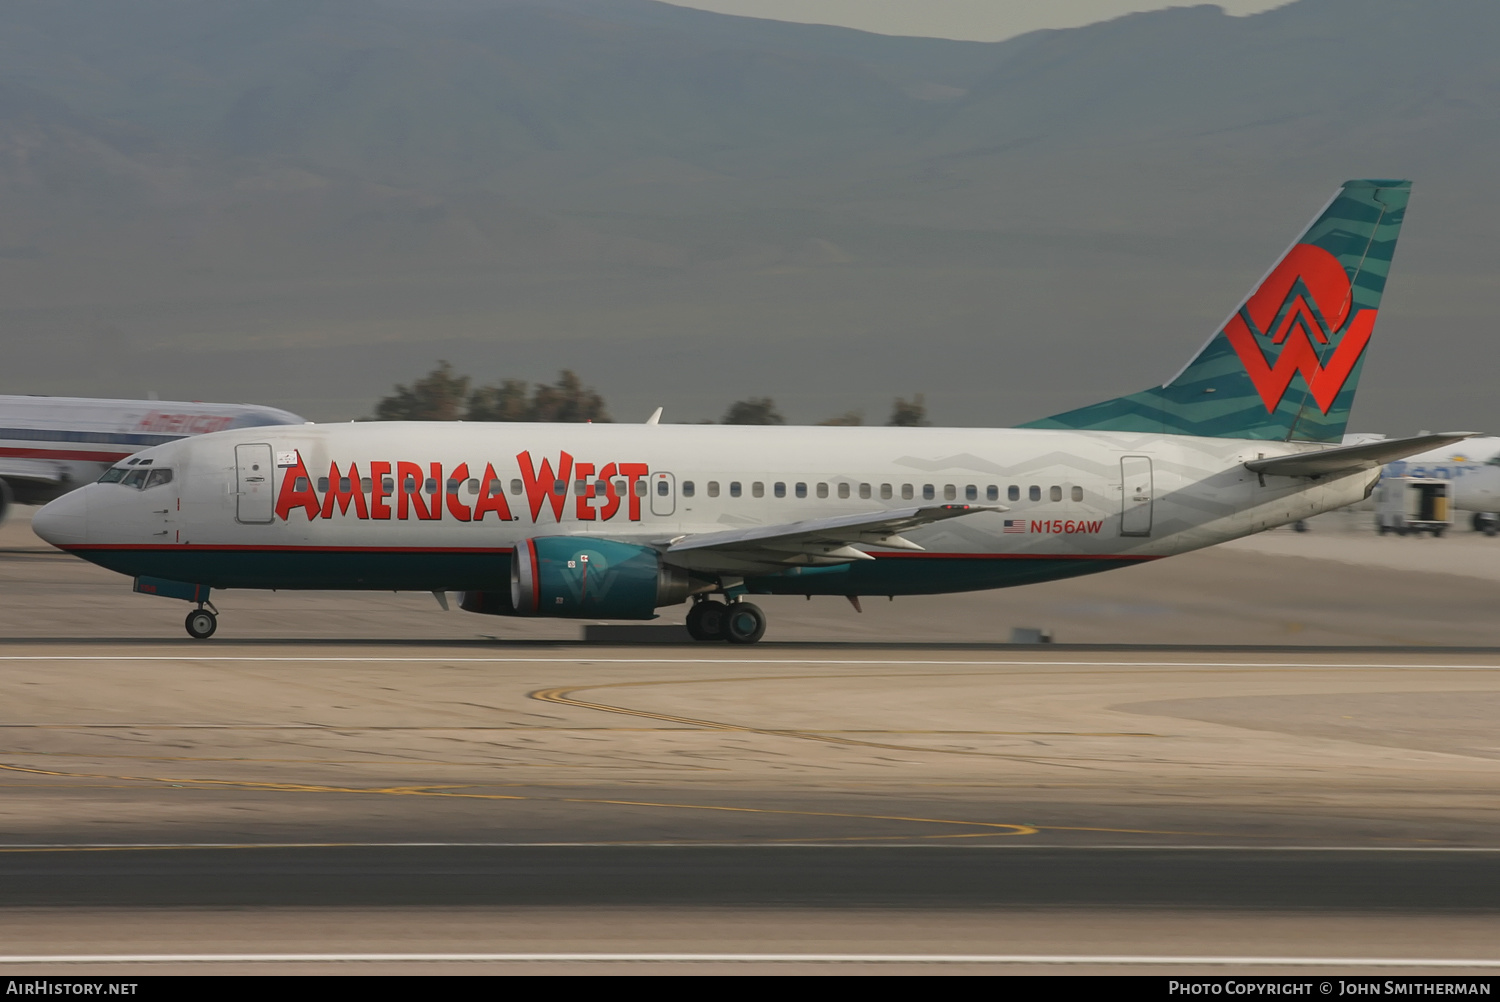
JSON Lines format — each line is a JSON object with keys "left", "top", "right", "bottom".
{"left": 1245, "top": 432, "right": 1478, "bottom": 478}
{"left": 0, "top": 460, "right": 65, "bottom": 485}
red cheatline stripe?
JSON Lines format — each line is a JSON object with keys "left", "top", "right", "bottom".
{"left": 57, "top": 544, "right": 1151, "bottom": 562}
{"left": 0, "top": 446, "right": 128, "bottom": 463}
{"left": 60, "top": 544, "right": 516, "bottom": 554}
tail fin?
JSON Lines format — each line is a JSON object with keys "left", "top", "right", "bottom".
{"left": 1022, "top": 179, "right": 1411, "bottom": 442}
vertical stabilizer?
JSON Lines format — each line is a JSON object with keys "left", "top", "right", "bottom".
{"left": 1022, "top": 180, "right": 1411, "bottom": 442}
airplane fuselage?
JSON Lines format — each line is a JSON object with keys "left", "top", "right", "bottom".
{"left": 41, "top": 422, "right": 1377, "bottom": 600}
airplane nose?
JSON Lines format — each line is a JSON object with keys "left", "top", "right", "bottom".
{"left": 32, "top": 489, "right": 89, "bottom": 548}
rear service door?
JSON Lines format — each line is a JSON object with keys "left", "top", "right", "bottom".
{"left": 1119, "top": 455, "right": 1153, "bottom": 537}
{"left": 650, "top": 472, "right": 676, "bottom": 517}
{"left": 235, "top": 443, "right": 276, "bottom": 524}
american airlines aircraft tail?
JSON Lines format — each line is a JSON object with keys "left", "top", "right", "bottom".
{"left": 31, "top": 180, "right": 1473, "bottom": 643}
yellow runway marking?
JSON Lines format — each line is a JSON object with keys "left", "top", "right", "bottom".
{"left": 529, "top": 676, "right": 1131, "bottom": 766}
{"left": 0, "top": 761, "right": 1036, "bottom": 840}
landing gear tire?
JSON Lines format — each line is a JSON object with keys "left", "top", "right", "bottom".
{"left": 723, "top": 602, "right": 767, "bottom": 645}
{"left": 185, "top": 608, "right": 217, "bottom": 640}
{"left": 1293, "top": 520, "right": 1308, "bottom": 533}
{"left": 686, "top": 600, "right": 728, "bottom": 642}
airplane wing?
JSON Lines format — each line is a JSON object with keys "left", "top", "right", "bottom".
{"left": 665, "top": 503, "right": 1005, "bottom": 567}
{"left": 1245, "top": 432, "right": 1479, "bottom": 478}
{"left": 0, "top": 459, "right": 67, "bottom": 485}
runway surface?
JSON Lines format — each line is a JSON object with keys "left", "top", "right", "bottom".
{"left": 3, "top": 511, "right": 1500, "bottom": 973}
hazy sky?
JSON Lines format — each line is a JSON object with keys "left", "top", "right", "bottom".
{"left": 660, "top": 1, "right": 1288, "bottom": 41}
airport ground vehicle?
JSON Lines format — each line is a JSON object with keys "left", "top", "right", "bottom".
{"left": 32, "top": 180, "right": 1472, "bottom": 642}
{"left": 1381, "top": 437, "right": 1500, "bottom": 533}
{"left": 1374, "top": 477, "right": 1452, "bottom": 536}
{"left": 0, "top": 395, "right": 302, "bottom": 524}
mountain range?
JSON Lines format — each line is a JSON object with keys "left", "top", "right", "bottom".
{"left": 0, "top": 0, "right": 1495, "bottom": 428}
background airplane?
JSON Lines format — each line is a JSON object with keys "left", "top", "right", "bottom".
{"left": 0, "top": 395, "right": 303, "bottom": 524}
{"left": 31, "top": 180, "right": 1472, "bottom": 642}
{"left": 1383, "top": 435, "right": 1500, "bottom": 532}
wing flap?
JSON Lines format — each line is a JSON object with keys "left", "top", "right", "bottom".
{"left": 666, "top": 503, "right": 1004, "bottom": 567}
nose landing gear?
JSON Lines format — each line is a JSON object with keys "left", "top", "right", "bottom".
{"left": 184, "top": 605, "right": 218, "bottom": 640}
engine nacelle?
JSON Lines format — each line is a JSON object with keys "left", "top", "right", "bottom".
{"left": 460, "top": 537, "right": 697, "bottom": 620}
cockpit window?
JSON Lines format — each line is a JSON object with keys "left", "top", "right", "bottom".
{"left": 121, "top": 469, "right": 149, "bottom": 488}
{"left": 98, "top": 468, "right": 127, "bottom": 484}
{"left": 144, "top": 468, "right": 174, "bottom": 490}
{"left": 1487, "top": 453, "right": 1500, "bottom": 466}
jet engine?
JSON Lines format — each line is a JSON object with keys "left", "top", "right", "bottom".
{"left": 460, "top": 537, "right": 698, "bottom": 620}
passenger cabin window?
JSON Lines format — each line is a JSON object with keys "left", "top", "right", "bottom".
{"left": 1071, "top": 486, "right": 1084, "bottom": 502}
{"left": 317, "top": 477, "right": 330, "bottom": 492}
{"left": 795, "top": 482, "right": 807, "bottom": 498}
{"left": 425, "top": 479, "right": 438, "bottom": 495}
{"left": 922, "top": 484, "right": 935, "bottom": 500}
{"left": 707, "top": 481, "right": 719, "bottom": 497}
{"left": 1008, "top": 485, "right": 1020, "bottom": 501}
{"left": 294, "top": 476, "right": 309, "bottom": 493}
{"left": 965, "top": 485, "right": 977, "bottom": 501}
{"left": 361, "top": 478, "right": 373, "bottom": 493}
{"left": 880, "top": 484, "right": 892, "bottom": 500}
{"left": 1029, "top": 485, "right": 1041, "bottom": 501}
{"left": 657, "top": 480, "right": 669, "bottom": 496}
{"left": 818, "top": 483, "right": 829, "bottom": 499}
{"left": 1050, "top": 485, "right": 1062, "bottom": 502}
{"left": 774, "top": 482, "right": 786, "bottom": 498}
{"left": 752, "top": 482, "right": 765, "bottom": 498}
{"left": 682, "top": 481, "right": 695, "bottom": 498}
{"left": 837, "top": 483, "right": 850, "bottom": 499}
{"left": 900, "top": 484, "right": 913, "bottom": 500}
{"left": 551, "top": 481, "right": 566, "bottom": 496}
{"left": 730, "top": 481, "right": 742, "bottom": 498}
{"left": 635, "top": 480, "right": 648, "bottom": 497}
{"left": 987, "top": 485, "right": 999, "bottom": 502}
{"left": 510, "top": 479, "right": 523, "bottom": 495}
{"left": 943, "top": 485, "right": 956, "bottom": 501}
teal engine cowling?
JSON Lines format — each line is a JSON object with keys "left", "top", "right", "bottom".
{"left": 460, "top": 537, "right": 697, "bottom": 620}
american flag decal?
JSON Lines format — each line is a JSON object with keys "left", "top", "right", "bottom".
{"left": 1002, "top": 519, "right": 1027, "bottom": 533}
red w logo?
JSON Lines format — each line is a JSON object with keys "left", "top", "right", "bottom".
{"left": 1223, "top": 243, "right": 1376, "bottom": 413}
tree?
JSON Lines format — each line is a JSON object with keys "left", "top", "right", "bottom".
{"left": 817, "top": 411, "right": 863, "bottom": 426}
{"left": 374, "top": 361, "right": 470, "bottom": 421}
{"left": 722, "top": 397, "right": 784, "bottom": 425}
{"left": 887, "top": 394, "right": 930, "bottom": 427}
{"left": 466, "top": 379, "right": 531, "bottom": 422}
{"left": 528, "top": 370, "right": 610, "bottom": 423}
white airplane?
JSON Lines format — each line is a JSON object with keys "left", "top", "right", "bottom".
{"left": 1383, "top": 437, "right": 1500, "bottom": 532}
{"left": 32, "top": 180, "right": 1471, "bottom": 642}
{"left": 0, "top": 395, "right": 304, "bottom": 524}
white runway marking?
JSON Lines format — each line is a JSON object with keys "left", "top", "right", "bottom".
{"left": 0, "top": 655, "right": 1494, "bottom": 670}
{"left": 2, "top": 952, "right": 1498, "bottom": 967}
{"left": 3, "top": 842, "right": 1500, "bottom": 852}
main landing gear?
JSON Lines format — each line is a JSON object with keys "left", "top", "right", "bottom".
{"left": 686, "top": 597, "right": 766, "bottom": 645}
{"left": 184, "top": 605, "right": 218, "bottom": 640}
